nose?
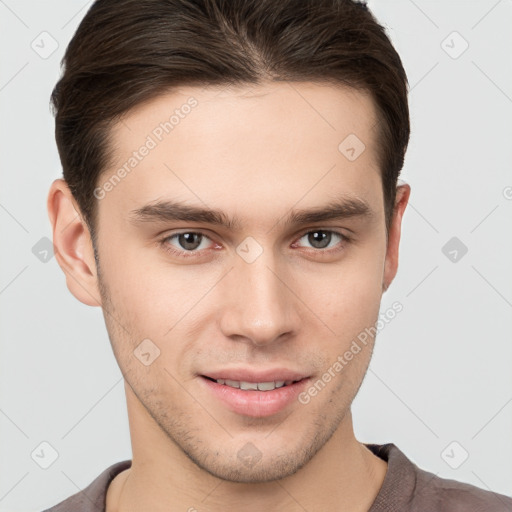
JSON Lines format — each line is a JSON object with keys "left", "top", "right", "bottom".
{"left": 218, "top": 247, "right": 299, "bottom": 347}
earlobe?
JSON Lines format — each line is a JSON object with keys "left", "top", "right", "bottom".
{"left": 382, "top": 183, "right": 411, "bottom": 292}
{"left": 47, "top": 178, "right": 102, "bottom": 307}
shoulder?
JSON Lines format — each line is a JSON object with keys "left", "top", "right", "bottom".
{"left": 366, "top": 443, "right": 512, "bottom": 512}
{"left": 42, "top": 460, "right": 132, "bottom": 512}
{"left": 412, "top": 463, "right": 512, "bottom": 511}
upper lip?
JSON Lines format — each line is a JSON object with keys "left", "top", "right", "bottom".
{"left": 201, "top": 368, "right": 309, "bottom": 383}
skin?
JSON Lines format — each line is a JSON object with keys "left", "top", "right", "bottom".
{"left": 47, "top": 81, "right": 410, "bottom": 512}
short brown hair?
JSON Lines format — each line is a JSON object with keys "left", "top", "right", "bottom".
{"left": 51, "top": 0, "right": 409, "bottom": 244}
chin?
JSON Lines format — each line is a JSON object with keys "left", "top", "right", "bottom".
{"left": 180, "top": 431, "right": 329, "bottom": 484}
{"left": 195, "top": 452, "right": 311, "bottom": 483}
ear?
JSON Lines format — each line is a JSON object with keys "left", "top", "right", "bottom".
{"left": 47, "top": 178, "right": 102, "bottom": 307}
{"left": 382, "top": 182, "right": 411, "bottom": 292}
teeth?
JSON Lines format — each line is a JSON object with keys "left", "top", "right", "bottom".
{"left": 215, "top": 379, "right": 294, "bottom": 391}
{"left": 257, "top": 381, "right": 276, "bottom": 391}
{"left": 240, "top": 381, "right": 259, "bottom": 390}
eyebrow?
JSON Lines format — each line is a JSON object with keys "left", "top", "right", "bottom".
{"left": 128, "top": 196, "right": 375, "bottom": 230}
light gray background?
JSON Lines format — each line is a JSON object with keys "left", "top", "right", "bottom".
{"left": 1, "top": 1, "right": 511, "bottom": 511}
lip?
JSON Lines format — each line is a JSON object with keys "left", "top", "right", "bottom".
{"left": 199, "top": 369, "right": 310, "bottom": 418}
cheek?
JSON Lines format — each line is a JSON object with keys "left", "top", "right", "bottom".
{"left": 100, "top": 250, "right": 221, "bottom": 362}
{"left": 96, "top": 253, "right": 166, "bottom": 355}
{"left": 314, "top": 251, "right": 385, "bottom": 331}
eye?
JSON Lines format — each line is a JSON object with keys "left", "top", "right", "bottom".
{"left": 159, "top": 228, "right": 350, "bottom": 260}
{"left": 292, "top": 229, "right": 348, "bottom": 252}
{"left": 160, "top": 231, "right": 217, "bottom": 258}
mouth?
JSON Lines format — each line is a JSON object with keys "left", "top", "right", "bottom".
{"left": 202, "top": 376, "right": 302, "bottom": 391}
{"left": 198, "top": 371, "right": 310, "bottom": 418}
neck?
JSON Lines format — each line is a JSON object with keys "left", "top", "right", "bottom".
{"left": 107, "top": 386, "right": 388, "bottom": 512}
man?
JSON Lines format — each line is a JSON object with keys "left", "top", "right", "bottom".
{"left": 44, "top": 0, "right": 512, "bottom": 510}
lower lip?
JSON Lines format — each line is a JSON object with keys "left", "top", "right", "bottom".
{"left": 200, "top": 376, "right": 310, "bottom": 418}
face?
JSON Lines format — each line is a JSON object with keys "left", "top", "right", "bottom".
{"left": 50, "top": 81, "right": 408, "bottom": 483}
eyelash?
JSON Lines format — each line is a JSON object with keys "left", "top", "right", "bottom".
{"left": 158, "top": 229, "right": 351, "bottom": 259}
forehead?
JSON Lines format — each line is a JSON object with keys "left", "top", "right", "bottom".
{"left": 101, "top": 81, "right": 383, "bottom": 226}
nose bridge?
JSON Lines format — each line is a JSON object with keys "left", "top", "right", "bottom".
{"left": 220, "top": 241, "right": 296, "bottom": 345}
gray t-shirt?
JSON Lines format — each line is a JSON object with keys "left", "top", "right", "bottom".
{"left": 42, "top": 443, "right": 512, "bottom": 511}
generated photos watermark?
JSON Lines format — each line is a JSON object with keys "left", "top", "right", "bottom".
{"left": 93, "top": 96, "right": 198, "bottom": 200}
{"left": 298, "top": 301, "right": 403, "bottom": 405}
